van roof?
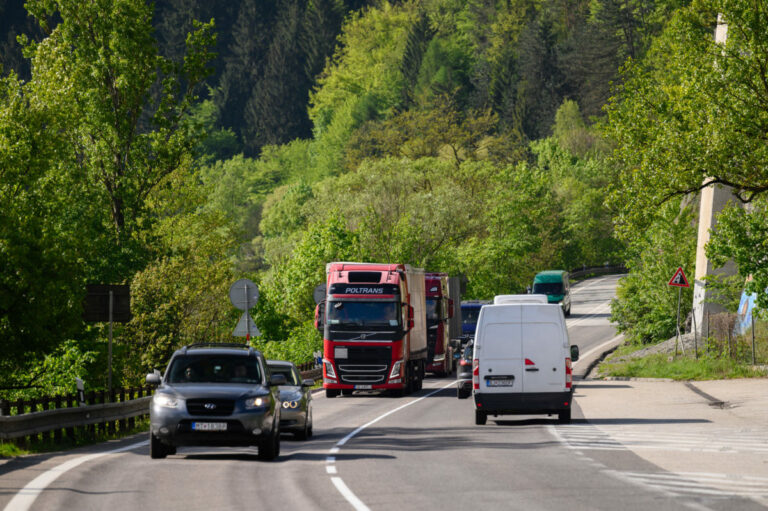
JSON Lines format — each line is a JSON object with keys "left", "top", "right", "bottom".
{"left": 533, "top": 270, "right": 568, "bottom": 283}
{"left": 493, "top": 294, "right": 548, "bottom": 304}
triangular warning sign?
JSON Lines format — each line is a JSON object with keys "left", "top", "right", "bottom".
{"left": 668, "top": 267, "right": 690, "bottom": 288}
{"left": 233, "top": 311, "right": 261, "bottom": 337}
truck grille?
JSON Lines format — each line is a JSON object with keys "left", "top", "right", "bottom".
{"left": 186, "top": 398, "right": 235, "bottom": 416}
{"left": 336, "top": 346, "right": 391, "bottom": 384}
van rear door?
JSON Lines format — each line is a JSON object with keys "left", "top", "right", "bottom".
{"left": 521, "top": 305, "right": 567, "bottom": 393}
{"left": 476, "top": 305, "right": 522, "bottom": 394}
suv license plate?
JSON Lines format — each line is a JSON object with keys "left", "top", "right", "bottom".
{"left": 355, "top": 385, "right": 372, "bottom": 390}
{"left": 486, "top": 378, "right": 514, "bottom": 387}
{"left": 192, "top": 422, "right": 227, "bottom": 432}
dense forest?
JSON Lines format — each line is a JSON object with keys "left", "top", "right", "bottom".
{"left": 1, "top": 0, "right": 766, "bottom": 398}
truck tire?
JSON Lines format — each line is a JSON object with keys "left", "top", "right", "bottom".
{"left": 558, "top": 409, "right": 571, "bottom": 423}
{"left": 341, "top": 389, "right": 354, "bottom": 396}
{"left": 325, "top": 389, "right": 340, "bottom": 398}
{"left": 475, "top": 410, "right": 487, "bottom": 425}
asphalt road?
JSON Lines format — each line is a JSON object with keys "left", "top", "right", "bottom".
{"left": 2, "top": 274, "right": 765, "bottom": 511}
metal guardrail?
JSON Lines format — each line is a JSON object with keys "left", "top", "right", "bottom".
{"left": 569, "top": 265, "right": 627, "bottom": 280}
{"left": 0, "top": 368, "right": 323, "bottom": 441}
{"left": 0, "top": 397, "right": 151, "bottom": 440}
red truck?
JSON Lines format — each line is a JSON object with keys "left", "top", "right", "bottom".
{"left": 314, "top": 262, "right": 427, "bottom": 398}
{"left": 425, "top": 273, "right": 462, "bottom": 376}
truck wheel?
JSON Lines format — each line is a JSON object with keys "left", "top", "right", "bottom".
{"left": 475, "top": 410, "right": 487, "bottom": 425}
{"left": 325, "top": 389, "right": 340, "bottom": 398}
{"left": 149, "top": 432, "right": 167, "bottom": 459}
{"left": 341, "top": 389, "right": 354, "bottom": 396}
{"left": 558, "top": 409, "right": 571, "bottom": 423}
{"left": 404, "top": 365, "right": 413, "bottom": 395}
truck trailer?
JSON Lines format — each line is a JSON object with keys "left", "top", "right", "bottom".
{"left": 315, "top": 262, "right": 427, "bottom": 397}
{"left": 425, "top": 273, "right": 461, "bottom": 376}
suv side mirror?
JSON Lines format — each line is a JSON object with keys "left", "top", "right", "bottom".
{"left": 269, "top": 373, "right": 287, "bottom": 386}
{"left": 301, "top": 379, "right": 315, "bottom": 388}
{"left": 146, "top": 373, "right": 161, "bottom": 385}
{"left": 570, "top": 345, "right": 579, "bottom": 362}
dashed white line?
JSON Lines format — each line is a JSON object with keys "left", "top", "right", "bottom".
{"left": 326, "top": 381, "right": 456, "bottom": 510}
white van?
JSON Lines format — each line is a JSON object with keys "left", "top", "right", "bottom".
{"left": 472, "top": 303, "right": 579, "bottom": 425}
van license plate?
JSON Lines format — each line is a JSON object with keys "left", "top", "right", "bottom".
{"left": 486, "top": 378, "right": 515, "bottom": 387}
{"left": 192, "top": 422, "right": 227, "bottom": 431}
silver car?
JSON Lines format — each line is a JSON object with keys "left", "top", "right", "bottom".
{"left": 267, "top": 360, "right": 314, "bottom": 440}
{"left": 146, "top": 344, "right": 286, "bottom": 460}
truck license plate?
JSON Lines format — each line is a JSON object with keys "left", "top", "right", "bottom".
{"left": 355, "top": 385, "right": 372, "bottom": 390}
{"left": 192, "top": 422, "right": 227, "bottom": 431}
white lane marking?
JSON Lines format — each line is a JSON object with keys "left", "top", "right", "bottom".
{"left": 327, "top": 465, "right": 338, "bottom": 474}
{"left": 573, "top": 334, "right": 623, "bottom": 369}
{"left": 331, "top": 477, "right": 370, "bottom": 511}
{"left": 328, "top": 381, "right": 456, "bottom": 510}
{"left": 566, "top": 302, "right": 611, "bottom": 327}
{"left": 4, "top": 440, "right": 148, "bottom": 511}
{"left": 570, "top": 276, "right": 613, "bottom": 293}
{"left": 326, "top": 456, "right": 336, "bottom": 463}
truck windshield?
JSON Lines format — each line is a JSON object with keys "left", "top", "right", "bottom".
{"left": 326, "top": 301, "right": 400, "bottom": 327}
{"left": 461, "top": 307, "right": 481, "bottom": 324}
{"left": 533, "top": 282, "right": 563, "bottom": 295}
{"left": 426, "top": 299, "right": 439, "bottom": 321}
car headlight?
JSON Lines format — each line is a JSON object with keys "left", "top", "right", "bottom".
{"left": 244, "top": 396, "right": 269, "bottom": 409}
{"left": 282, "top": 400, "right": 300, "bottom": 409}
{"left": 154, "top": 394, "right": 180, "bottom": 408}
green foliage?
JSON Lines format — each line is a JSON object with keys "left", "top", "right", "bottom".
{"left": 707, "top": 199, "right": 768, "bottom": 310}
{"left": 610, "top": 200, "right": 696, "bottom": 344}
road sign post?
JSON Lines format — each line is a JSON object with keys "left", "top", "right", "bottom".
{"left": 229, "top": 279, "right": 260, "bottom": 340}
{"left": 668, "top": 267, "right": 690, "bottom": 358}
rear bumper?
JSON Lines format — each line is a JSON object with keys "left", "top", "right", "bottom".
{"left": 474, "top": 391, "right": 573, "bottom": 415}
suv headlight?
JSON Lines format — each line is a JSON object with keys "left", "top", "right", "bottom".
{"left": 244, "top": 396, "right": 269, "bottom": 409}
{"left": 154, "top": 394, "right": 180, "bottom": 409}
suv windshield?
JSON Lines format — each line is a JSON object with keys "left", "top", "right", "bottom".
{"left": 268, "top": 365, "right": 300, "bottom": 385}
{"left": 533, "top": 282, "right": 563, "bottom": 295}
{"left": 166, "top": 355, "right": 262, "bottom": 384}
{"left": 326, "top": 301, "right": 400, "bottom": 327}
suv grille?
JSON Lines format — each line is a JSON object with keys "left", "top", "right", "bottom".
{"left": 186, "top": 398, "right": 235, "bottom": 416}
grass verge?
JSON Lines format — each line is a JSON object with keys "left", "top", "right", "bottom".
{"left": 598, "top": 349, "right": 768, "bottom": 380}
{"left": 0, "top": 418, "right": 149, "bottom": 458}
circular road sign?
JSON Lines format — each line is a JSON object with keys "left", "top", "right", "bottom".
{"left": 229, "top": 279, "right": 259, "bottom": 311}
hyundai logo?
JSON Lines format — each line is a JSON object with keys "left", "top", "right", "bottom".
{"left": 204, "top": 403, "right": 216, "bottom": 410}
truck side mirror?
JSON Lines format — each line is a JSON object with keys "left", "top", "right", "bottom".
{"left": 314, "top": 301, "right": 325, "bottom": 331}
{"left": 570, "top": 345, "right": 579, "bottom": 362}
{"left": 408, "top": 305, "right": 414, "bottom": 320}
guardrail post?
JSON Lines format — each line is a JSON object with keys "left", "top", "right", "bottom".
{"left": 65, "top": 394, "right": 75, "bottom": 440}
{"left": 97, "top": 391, "right": 106, "bottom": 435}
{"left": 86, "top": 391, "right": 95, "bottom": 438}
{"left": 54, "top": 396, "right": 63, "bottom": 443}
{"left": 108, "top": 388, "right": 116, "bottom": 435}
{"left": 14, "top": 398, "right": 23, "bottom": 416}
{"left": 128, "top": 387, "right": 136, "bottom": 429}
{"left": 0, "top": 399, "right": 8, "bottom": 417}
{"left": 41, "top": 397, "right": 51, "bottom": 443}
{"left": 119, "top": 388, "right": 127, "bottom": 432}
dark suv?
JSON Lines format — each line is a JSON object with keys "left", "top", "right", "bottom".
{"left": 146, "top": 343, "right": 286, "bottom": 460}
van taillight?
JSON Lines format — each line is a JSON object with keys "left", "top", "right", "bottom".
{"left": 472, "top": 359, "right": 479, "bottom": 390}
{"left": 565, "top": 358, "right": 572, "bottom": 389}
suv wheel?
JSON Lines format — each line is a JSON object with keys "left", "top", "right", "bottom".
{"left": 259, "top": 423, "right": 280, "bottom": 461}
{"left": 149, "top": 432, "right": 168, "bottom": 459}
{"left": 475, "top": 410, "right": 487, "bottom": 425}
{"left": 295, "top": 412, "right": 312, "bottom": 440}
